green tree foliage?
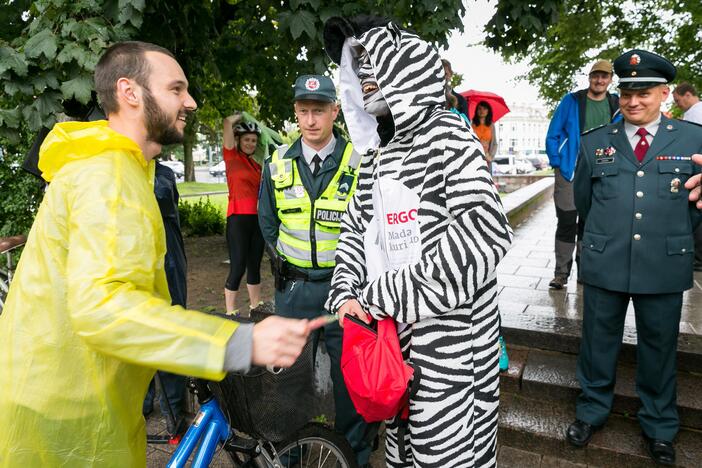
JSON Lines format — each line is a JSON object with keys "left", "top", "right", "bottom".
{"left": 0, "top": 133, "right": 45, "bottom": 237}
{"left": 1, "top": 0, "right": 473, "bottom": 234}
{"left": 0, "top": 0, "right": 144, "bottom": 142}
{"left": 0, "top": 0, "right": 468, "bottom": 143}
{"left": 485, "top": 0, "right": 702, "bottom": 109}
{"left": 0, "top": 0, "right": 470, "bottom": 186}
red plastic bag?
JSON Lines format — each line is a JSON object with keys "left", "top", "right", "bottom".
{"left": 341, "top": 316, "right": 416, "bottom": 423}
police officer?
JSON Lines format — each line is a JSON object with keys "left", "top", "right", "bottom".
{"left": 567, "top": 50, "right": 702, "bottom": 465}
{"left": 258, "top": 74, "right": 370, "bottom": 466}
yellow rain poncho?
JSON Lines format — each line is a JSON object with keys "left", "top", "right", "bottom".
{"left": 0, "top": 121, "right": 239, "bottom": 466}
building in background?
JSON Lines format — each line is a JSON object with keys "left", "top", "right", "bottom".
{"left": 496, "top": 103, "right": 550, "bottom": 155}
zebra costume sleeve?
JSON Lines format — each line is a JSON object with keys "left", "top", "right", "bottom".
{"left": 327, "top": 176, "right": 370, "bottom": 313}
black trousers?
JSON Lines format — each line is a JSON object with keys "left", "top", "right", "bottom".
{"left": 225, "top": 214, "right": 264, "bottom": 290}
{"left": 575, "top": 284, "right": 682, "bottom": 441}
{"left": 275, "top": 278, "right": 371, "bottom": 465}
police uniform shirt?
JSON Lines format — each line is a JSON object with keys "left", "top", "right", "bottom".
{"left": 301, "top": 135, "right": 336, "bottom": 169}
{"left": 624, "top": 117, "right": 659, "bottom": 149}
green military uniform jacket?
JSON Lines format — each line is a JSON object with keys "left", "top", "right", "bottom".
{"left": 258, "top": 130, "right": 350, "bottom": 280}
{"left": 574, "top": 115, "right": 702, "bottom": 294}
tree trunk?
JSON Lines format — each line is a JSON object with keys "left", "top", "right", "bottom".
{"left": 183, "top": 120, "right": 197, "bottom": 182}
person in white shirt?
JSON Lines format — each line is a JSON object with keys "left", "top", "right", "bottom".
{"left": 673, "top": 82, "right": 702, "bottom": 270}
{"left": 673, "top": 82, "right": 702, "bottom": 124}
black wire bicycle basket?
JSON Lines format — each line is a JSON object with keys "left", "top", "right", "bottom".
{"left": 210, "top": 306, "right": 315, "bottom": 443}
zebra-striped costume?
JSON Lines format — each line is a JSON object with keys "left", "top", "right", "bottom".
{"left": 324, "top": 17, "right": 513, "bottom": 467}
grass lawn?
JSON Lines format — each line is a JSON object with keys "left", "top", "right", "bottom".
{"left": 178, "top": 182, "right": 229, "bottom": 218}
{"left": 178, "top": 182, "right": 228, "bottom": 195}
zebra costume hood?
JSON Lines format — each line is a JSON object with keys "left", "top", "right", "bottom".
{"left": 324, "top": 17, "right": 512, "bottom": 467}
{"left": 325, "top": 16, "right": 446, "bottom": 154}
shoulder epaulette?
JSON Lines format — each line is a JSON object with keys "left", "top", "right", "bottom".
{"left": 674, "top": 118, "right": 702, "bottom": 129}
{"left": 581, "top": 124, "right": 608, "bottom": 136}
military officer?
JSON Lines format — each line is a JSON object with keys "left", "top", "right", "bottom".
{"left": 258, "top": 75, "right": 370, "bottom": 466}
{"left": 566, "top": 50, "right": 702, "bottom": 466}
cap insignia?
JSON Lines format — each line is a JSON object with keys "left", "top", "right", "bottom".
{"left": 305, "top": 78, "right": 320, "bottom": 91}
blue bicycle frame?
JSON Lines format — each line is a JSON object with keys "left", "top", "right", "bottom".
{"left": 167, "top": 383, "right": 230, "bottom": 468}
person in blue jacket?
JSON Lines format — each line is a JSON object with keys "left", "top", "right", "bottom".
{"left": 545, "top": 59, "right": 620, "bottom": 289}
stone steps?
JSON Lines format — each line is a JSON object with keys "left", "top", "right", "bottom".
{"left": 500, "top": 310, "right": 702, "bottom": 373}
{"left": 500, "top": 347, "right": 702, "bottom": 430}
{"left": 498, "top": 392, "right": 702, "bottom": 467}
{"left": 497, "top": 445, "right": 589, "bottom": 467}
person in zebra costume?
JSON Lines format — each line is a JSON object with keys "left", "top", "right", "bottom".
{"left": 323, "top": 16, "right": 513, "bottom": 467}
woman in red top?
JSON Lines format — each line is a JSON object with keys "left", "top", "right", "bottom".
{"left": 222, "top": 113, "right": 264, "bottom": 314}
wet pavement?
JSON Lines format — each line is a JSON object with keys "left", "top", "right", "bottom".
{"left": 498, "top": 201, "right": 702, "bottom": 336}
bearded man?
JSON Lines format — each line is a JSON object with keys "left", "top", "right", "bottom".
{"left": 323, "top": 16, "right": 513, "bottom": 467}
{"left": 0, "top": 41, "right": 319, "bottom": 466}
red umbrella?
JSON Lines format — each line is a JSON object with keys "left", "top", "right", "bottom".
{"left": 460, "top": 90, "right": 511, "bottom": 123}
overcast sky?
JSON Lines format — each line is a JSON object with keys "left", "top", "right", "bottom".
{"left": 441, "top": 0, "right": 546, "bottom": 107}
{"left": 442, "top": 1, "right": 680, "bottom": 111}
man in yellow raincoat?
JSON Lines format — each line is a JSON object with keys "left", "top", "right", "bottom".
{"left": 0, "top": 41, "right": 321, "bottom": 467}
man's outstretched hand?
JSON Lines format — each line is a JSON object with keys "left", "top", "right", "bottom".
{"left": 686, "top": 154, "right": 702, "bottom": 209}
{"left": 251, "top": 315, "right": 329, "bottom": 368}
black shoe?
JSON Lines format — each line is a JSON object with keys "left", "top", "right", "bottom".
{"left": 642, "top": 433, "right": 675, "bottom": 466}
{"left": 565, "top": 419, "right": 601, "bottom": 447}
{"left": 549, "top": 276, "right": 568, "bottom": 289}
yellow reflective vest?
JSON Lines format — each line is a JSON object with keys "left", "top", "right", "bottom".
{"left": 0, "top": 121, "right": 238, "bottom": 467}
{"left": 270, "top": 142, "right": 361, "bottom": 268}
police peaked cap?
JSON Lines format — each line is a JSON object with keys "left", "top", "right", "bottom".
{"left": 614, "top": 49, "right": 676, "bottom": 90}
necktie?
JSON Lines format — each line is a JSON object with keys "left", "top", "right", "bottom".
{"left": 311, "top": 154, "right": 322, "bottom": 175}
{"left": 634, "top": 127, "right": 649, "bottom": 163}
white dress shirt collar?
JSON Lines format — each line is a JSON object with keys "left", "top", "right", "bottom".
{"left": 301, "top": 135, "right": 336, "bottom": 166}
{"left": 624, "top": 115, "right": 661, "bottom": 147}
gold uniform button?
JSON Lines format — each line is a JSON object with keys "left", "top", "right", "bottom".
{"left": 636, "top": 191, "right": 644, "bottom": 198}
{"left": 637, "top": 170, "right": 644, "bottom": 177}
{"left": 634, "top": 234, "right": 641, "bottom": 241}
{"left": 635, "top": 213, "right": 642, "bottom": 220}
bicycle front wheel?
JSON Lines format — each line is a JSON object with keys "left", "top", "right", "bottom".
{"left": 274, "top": 422, "right": 358, "bottom": 468}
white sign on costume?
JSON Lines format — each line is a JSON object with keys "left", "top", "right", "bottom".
{"left": 364, "top": 176, "right": 422, "bottom": 279}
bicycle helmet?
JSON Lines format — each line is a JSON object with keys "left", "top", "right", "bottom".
{"left": 234, "top": 122, "right": 261, "bottom": 136}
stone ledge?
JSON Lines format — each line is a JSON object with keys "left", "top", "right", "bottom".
{"left": 500, "top": 310, "right": 702, "bottom": 373}
{"left": 501, "top": 176, "right": 555, "bottom": 226}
